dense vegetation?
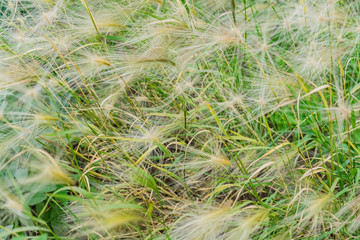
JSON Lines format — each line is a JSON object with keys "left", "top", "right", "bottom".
{"left": 0, "top": 0, "right": 359, "bottom": 239}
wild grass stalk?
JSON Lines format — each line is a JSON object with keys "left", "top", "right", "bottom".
{"left": 0, "top": 0, "right": 359, "bottom": 239}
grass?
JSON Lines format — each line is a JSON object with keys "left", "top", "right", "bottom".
{"left": 0, "top": 0, "right": 359, "bottom": 239}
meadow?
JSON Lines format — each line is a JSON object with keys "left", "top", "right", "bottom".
{"left": 0, "top": 0, "right": 359, "bottom": 239}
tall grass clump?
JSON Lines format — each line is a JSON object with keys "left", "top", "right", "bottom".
{"left": 0, "top": 0, "right": 359, "bottom": 239}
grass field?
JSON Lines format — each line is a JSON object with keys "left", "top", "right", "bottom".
{"left": 0, "top": 0, "right": 360, "bottom": 239}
